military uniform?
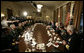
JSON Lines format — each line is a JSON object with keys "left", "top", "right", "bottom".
{"left": 66, "top": 33, "right": 80, "bottom": 52}
{"left": 61, "top": 30, "right": 69, "bottom": 41}
{"left": 9, "top": 28, "right": 19, "bottom": 52}
{"left": 17, "top": 26, "right": 23, "bottom": 35}
{"left": 1, "top": 28, "right": 14, "bottom": 52}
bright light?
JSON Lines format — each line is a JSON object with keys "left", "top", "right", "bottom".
{"left": 46, "top": 16, "right": 49, "bottom": 18}
{"left": 27, "top": 16, "right": 32, "bottom": 19}
{"left": 37, "top": 4, "right": 43, "bottom": 9}
{"left": 37, "top": 4, "right": 43, "bottom": 12}
{"left": 1, "top": 13, "right": 5, "bottom": 17}
{"left": 58, "top": 15, "right": 60, "bottom": 18}
{"left": 37, "top": 9, "right": 41, "bottom": 12}
{"left": 23, "top": 11, "right": 27, "bottom": 16}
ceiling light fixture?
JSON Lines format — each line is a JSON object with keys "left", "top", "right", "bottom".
{"left": 37, "top": 8, "right": 41, "bottom": 12}
{"left": 37, "top": 4, "right": 43, "bottom": 12}
{"left": 37, "top": 4, "right": 43, "bottom": 9}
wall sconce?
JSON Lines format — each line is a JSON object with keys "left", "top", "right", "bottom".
{"left": 23, "top": 11, "right": 28, "bottom": 16}
{"left": 46, "top": 16, "right": 49, "bottom": 18}
{"left": 1, "top": 13, "right": 5, "bottom": 17}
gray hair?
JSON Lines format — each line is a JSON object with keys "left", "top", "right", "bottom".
{"left": 55, "top": 22, "right": 60, "bottom": 26}
{"left": 10, "top": 24, "right": 15, "bottom": 28}
{"left": 67, "top": 25, "right": 74, "bottom": 33}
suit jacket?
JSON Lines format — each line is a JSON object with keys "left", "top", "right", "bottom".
{"left": 67, "top": 33, "right": 80, "bottom": 52}
{"left": 1, "top": 28, "right": 14, "bottom": 50}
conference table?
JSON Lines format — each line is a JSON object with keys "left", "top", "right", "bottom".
{"left": 18, "top": 23, "right": 66, "bottom": 52}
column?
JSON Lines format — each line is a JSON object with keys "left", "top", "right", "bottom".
{"left": 63, "top": 5, "right": 66, "bottom": 25}
{"left": 70, "top": 1, "right": 75, "bottom": 19}
{"left": 73, "top": 1, "right": 83, "bottom": 30}
{"left": 58, "top": 8, "right": 60, "bottom": 23}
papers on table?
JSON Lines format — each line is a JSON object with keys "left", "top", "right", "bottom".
{"left": 46, "top": 42, "right": 59, "bottom": 48}
{"left": 58, "top": 41, "right": 62, "bottom": 44}
{"left": 24, "top": 32, "right": 33, "bottom": 41}
{"left": 36, "top": 43, "right": 45, "bottom": 50}
{"left": 47, "top": 31, "right": 52, "bottom": 37}
{"left": 25, "top": 48, "right": 31, "bottom": 52}
{"left": 22, "top": 24, "right": 64, "bottom": 52}
{"left": 56, "top": 41, "right": 62, "bottom": 44}
{"left": 57, "top": 37, "right": 60, "bottom": 40}
{"left": 56, "top": 41, "right": 59, "bottom": 43}
{"left": 52, "top": 44, "right": 59, "bottom": 48}
{"left": 42, "top": 49, "right": 46, "bottom": 52}
{"left": 52, "top": 33, "right": 55, "bottom": 35}
{"left": 31, "top": 40, "right": 37, "bottom": 47}
{"left": 32, "top": 49, "right": 36, "bottom": 52}
{"left": 54, "top": 36, "right": 57, "bottom": 40}
{"left": 46, "top": 28, "right": 63, "bottom": 48}
{"left": 47, "top": 31, "right": 50, "bottom": 34}
{"left": 46, "top": 42, "right": 52, "bottom": 47}
{"left": 48, "top": 38, "right": 52, "bottom": 42}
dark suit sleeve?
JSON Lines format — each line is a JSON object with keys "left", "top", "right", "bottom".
{"left": 69, "top": 35, "right": 80, "bottom": 52}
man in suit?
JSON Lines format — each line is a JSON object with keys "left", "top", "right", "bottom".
{"left": 54, "top": 22, "right": 61, "bottom": 35}
{"left": 59, "top": 26, "right": 68, "bottom": 41}
{"left": 63, "top": 25, "right": 80, "bottom": 52}
{"left": 1, "top": 27, "right": 13, "bottom": 52}
{"left": 10, "top": 24, "right": 19, "bottom": 52}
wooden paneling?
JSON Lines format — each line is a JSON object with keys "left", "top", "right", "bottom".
{"left": 73, "top": 1, "right": 83, "bottom": 30}
{"left": 58, "top": 8, "right": 60, "bottom": 22}
{"left": 73, "top": 1, "right": 79, "bottom": 30}
{"left": 62, "top": 5, "right": 66, "bottom": 25}
{"left": 53, "top": 10, "right": 56, "bottom": 23}
{"left": 56, "top": 8, "right": 59, "bottom": 22}
{"left": 65, "top": 2, "right": 71, "bottom": 26}
{"left": 66, "top": 2, "right": 71, "bottom": 13}
{"left": 60, "top": 6, "right": 63, "bottom": 23}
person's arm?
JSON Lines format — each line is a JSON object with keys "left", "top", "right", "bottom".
{"left": 6, "top": 21, "right": 15, "bottom": 23}
{"left": 6, "top": 20, "right": 19, "bottom": 23}
{"left": 62, "top": 40, "right": 70, "bottom": 50}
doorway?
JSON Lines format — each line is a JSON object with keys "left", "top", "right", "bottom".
{"left": 7, "top": 8, "right": 13, "bottom": 19}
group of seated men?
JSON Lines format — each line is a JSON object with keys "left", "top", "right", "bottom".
{"left": 48, "top": 21, "right": 83, "bottom": 52}
{"left": 1, "top": 16, "right": 83, "bottom": 52}
{"left": 1, "top": 17, "right": 34, "bottom": 52}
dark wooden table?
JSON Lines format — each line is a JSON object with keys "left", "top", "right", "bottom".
{"left": 19, "top": 24, "right": 66, "bottom": 52}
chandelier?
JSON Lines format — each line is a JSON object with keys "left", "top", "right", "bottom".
{"left": 37, "top": 4, "right": 43, "bottom": 12}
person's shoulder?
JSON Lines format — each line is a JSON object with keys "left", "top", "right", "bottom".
{"left": 71, "top": 33, "right": 78, "bottom": 39}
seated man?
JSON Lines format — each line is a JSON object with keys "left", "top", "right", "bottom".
{"left": 63, "top": 25, "right": 80, "bottom": 52}
{"left": 59, "top": 26, "right": 68, "bottom": 40}
{"left": 1, "top": 27, "right": 13, "bottom": 52}
{"left": 54, "top": 22, "right": 61, "bottom": 35}
{"left": 10, "top": 24, "right": 19, "bottom": 52}
{"left": 17, "top": 22, "right": 23, "bottom": 35}
{"left": 50, "top": 21, "right": 55, "bottom": 29}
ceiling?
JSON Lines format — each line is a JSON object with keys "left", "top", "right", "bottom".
{"left": 33, "top": 1, "right": 70, "bottom": 8}
{"left": 2, "top": 1, "right": 72, "bottom": 10}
